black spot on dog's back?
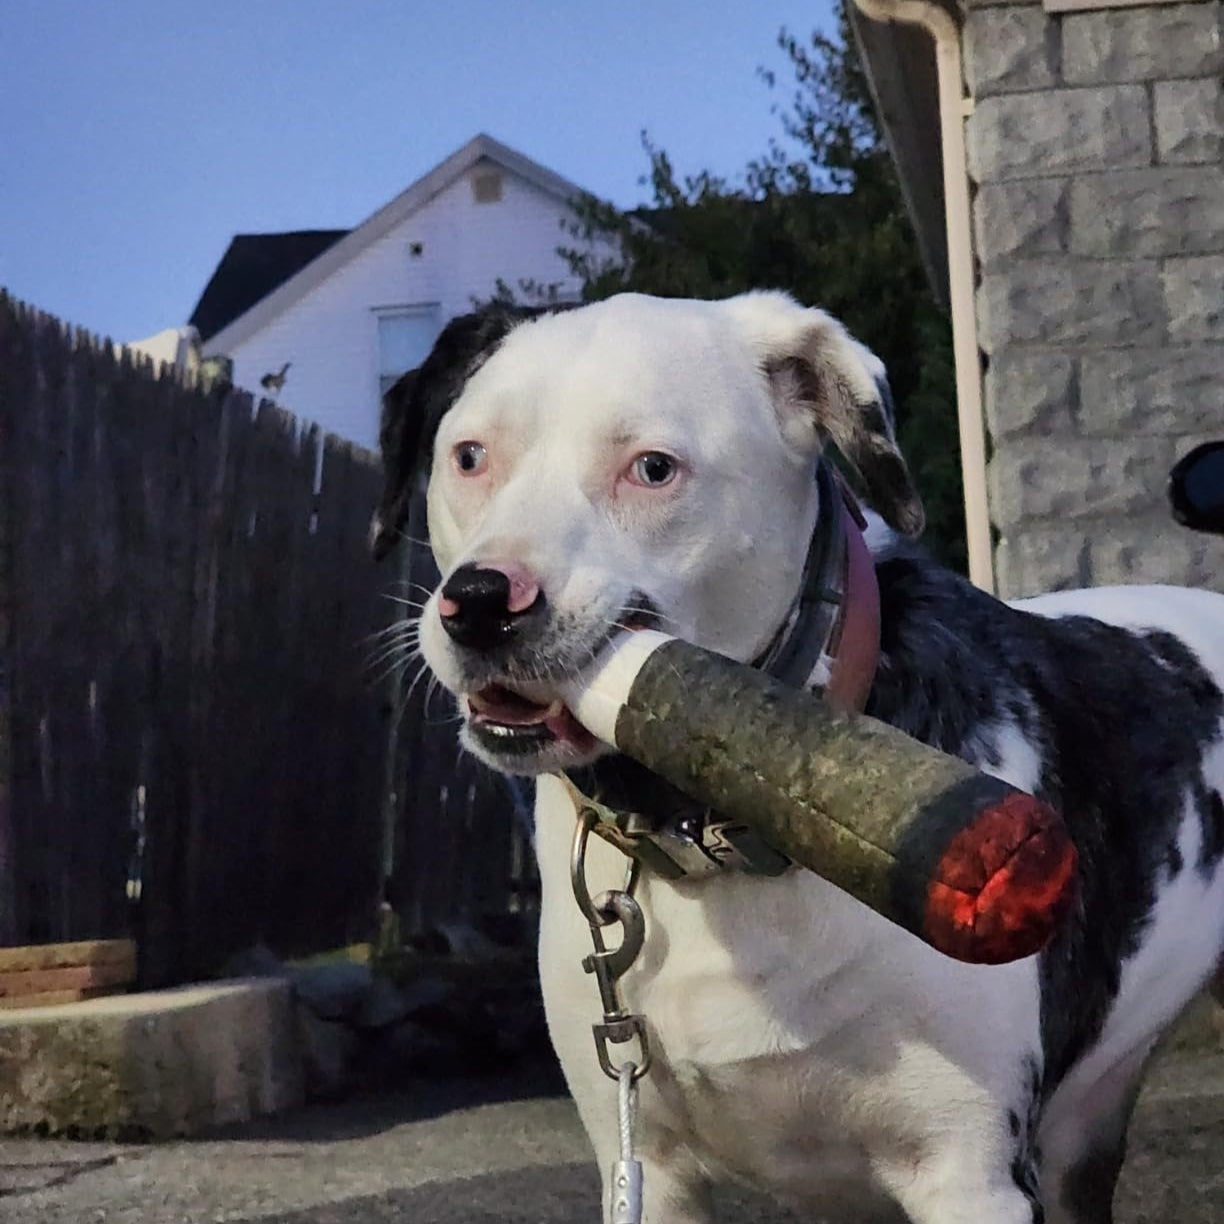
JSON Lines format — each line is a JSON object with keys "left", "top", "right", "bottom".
{"left": 1201, "top": 789, "right": 1224, "bottom": 871}
{"left": 868, "top": 546, "right": 1224, "bottom": 1091}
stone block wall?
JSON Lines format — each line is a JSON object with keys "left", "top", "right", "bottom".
{"left": 963, "top": 0, "right": 1224, "bottom": 596}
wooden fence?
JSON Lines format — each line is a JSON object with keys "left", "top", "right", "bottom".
{"left": 0, "top": 293, "right": 532, "bottom": 986}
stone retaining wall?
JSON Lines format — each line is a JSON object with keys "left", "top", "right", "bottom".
{"left": 963, "top": 0, "right": 1224, "bottom": 596}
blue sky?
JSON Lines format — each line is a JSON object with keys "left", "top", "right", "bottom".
{"left": 1, "top": 1, "right": 837, "bottom": 343}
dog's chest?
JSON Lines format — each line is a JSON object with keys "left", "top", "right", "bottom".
{"left": 632, "top": 871, "right": 1036, "bottom": 1174}
{"left": 536, "top": 782, "right": 1042, "bottom": 1205}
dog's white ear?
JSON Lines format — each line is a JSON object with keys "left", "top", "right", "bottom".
{"left": 723, "top": 291, "right": 925, "bottom": 538}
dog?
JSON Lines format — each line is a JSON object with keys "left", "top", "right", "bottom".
{"left": 371, "top": 291, "right": 1224, "bottom": 1224}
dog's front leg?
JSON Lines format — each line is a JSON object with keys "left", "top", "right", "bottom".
{"left": 878, "top": 1149, "right": 1044, "bottom": 1224}
{"left": 539, "top": 951, "right": 715, "bottom": 1223}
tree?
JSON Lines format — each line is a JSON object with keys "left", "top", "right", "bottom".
{"left": 559, "top": 7, "right": 966, "bottom": 570}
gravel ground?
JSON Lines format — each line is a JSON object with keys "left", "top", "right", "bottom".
{"left": 1, "top": 1048, "right": 1220, "bottom": 1223}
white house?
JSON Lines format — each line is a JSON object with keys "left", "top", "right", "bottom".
{"left": 191, "top": 134, "right": 602, "bottom": 449}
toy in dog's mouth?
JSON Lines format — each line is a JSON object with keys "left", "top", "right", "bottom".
{"left": 460, "top": 597, "right": 661, "bottom": 764}
{"left": 466, "top": 682, "right": 596, "bottom": 756}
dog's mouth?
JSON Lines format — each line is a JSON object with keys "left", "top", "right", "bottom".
{"left": 453, "top": 593, "right": 662, "bottom": 767}
{"left": 466, "top": 682, "right": 596, "bottom": 756}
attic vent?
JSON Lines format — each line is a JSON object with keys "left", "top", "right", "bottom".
{"left": 472, "top": 170, "right": 503, "bottom": 204}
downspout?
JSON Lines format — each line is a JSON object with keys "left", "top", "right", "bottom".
{"left": 851, "top": 0, "right": 994, "bottom": 594}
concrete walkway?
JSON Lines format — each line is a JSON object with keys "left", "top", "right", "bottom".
{"left": 1, "top": 1049, "right": 1221, "bottom": 1223}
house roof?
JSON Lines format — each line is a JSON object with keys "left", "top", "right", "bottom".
{"left": 198, "top": 133, "right": 591, "bottom": 356}
{"left": 848, "top": 4, "right": 953, "bottom": 307}
{"left": 189, "top": 230, "right": 348, "bottom": 342}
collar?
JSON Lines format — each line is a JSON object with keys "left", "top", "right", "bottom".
{"left": 753, "top": 461, "right": 880, "bottom": 712}
{"left": 563, "top": 461, "right": 882, "bottom": 878}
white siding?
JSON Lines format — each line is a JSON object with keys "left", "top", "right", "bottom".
{"left": 224, "top": 165, "right": 589, "bottom": 449}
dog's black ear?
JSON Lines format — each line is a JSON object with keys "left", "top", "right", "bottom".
{"left": 725, "top": 291, "right": 925, "bottom": 538}
{"left": 369, "top": 305, "right": 552, "bottom": 560}
{"left": 370, "top": 368, "right": 421, "bottom": 560}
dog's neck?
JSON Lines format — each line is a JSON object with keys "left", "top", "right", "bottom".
{"left": 567, "top": 465, "right": 883, "bottom": 834}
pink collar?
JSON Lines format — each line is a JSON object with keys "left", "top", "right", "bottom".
{"left": 823, "top": 483, "right": 882, "bottom": 714}
{"left": 755, "top": 466, "right": 881, "bottom": 714}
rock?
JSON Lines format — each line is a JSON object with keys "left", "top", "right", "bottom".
{"left": 356, "top": 973, "right": 453, "bottom": 1030}
{"left": 994, "top": 527, "right": 1089, "bottom": 600}
{"left": 1079, "top": 347, "right": 1223, "bottom": 437}
{"left": 974, "top": 178, "right": 1069, "bottom": 267}
{"left": 983, "top": 350, "right": 1076, "bottom": 440}
{"left": 1156, "top": 78, "right": 1224, "bottom": 166}
{"left": 963, "top": 6, "right": 1056, "bottom": 96}
{"left": 967, "top": 86, "right": 1150, "bottom": 183}
{"left": 0, "top": 980, "right": 302, "bottom": 1138}
{"left": 1086, "top": 513, "right": 1217, "bottom": 588}
{"left": 977, "top": 259, "right": 1165, "bottom": 353}
{"left": 221, "top": 942, "right": 287, "bottom": 979}
{"left": 988, "top": 436, "right": 1173, "bottom": 531}
{"left": 1163, "top": 256, "right": 1224, "bottom": 344}
{"left": 1062, "top": 5, "right": 1224, "bottom": 86}
{"left": 431, "top": 922, "right": 506, "bottom": 962}
{"left": 289, "top": 961, "right": 374, "bottom": 1022}
{"left": 1070, "top": 167, "right": 1224, "bottom": 259}
{"left": 296, "top": 1011, "right": 359, "bottom": 1101}
{"left": 362, "top": 1019, "right": 465, "bottom": 1083}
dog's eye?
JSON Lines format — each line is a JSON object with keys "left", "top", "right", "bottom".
{"left": 453, "top": 441, "right": 487, "bottom": 476}
{"left": 628, "top": 451, "right": 678, "bottom": 487}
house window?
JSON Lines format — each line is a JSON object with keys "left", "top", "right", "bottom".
{"left": 472, "top": 170, "right": 503, "bottom": 204}
{"left": 376, "top": 305, "right": 441, "bottom": 397}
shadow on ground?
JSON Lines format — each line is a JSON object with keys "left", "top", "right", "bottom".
{"left": 234, "top": 1163, "right": 815, "bottom": 1224}
{"left": 2, "top": 1050, "right": 1220, "bottom": 1224}
{"left": 213, "top": 1052, "right": 570, "bottom": 1144}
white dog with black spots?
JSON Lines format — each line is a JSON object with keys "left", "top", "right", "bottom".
{"left": 372, "top": 291, "right": 1224, "bottom": 1224}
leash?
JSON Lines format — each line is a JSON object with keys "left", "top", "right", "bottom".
{"left": 570, "top": 792, "right": 649, "bottom": 1223}
{"left": 562, "top": 462, "right": 882, "bottom": 1223}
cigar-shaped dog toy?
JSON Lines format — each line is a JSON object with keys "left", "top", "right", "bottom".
{"left": 562, "top": 631, "right": 1078, "bottom": 965}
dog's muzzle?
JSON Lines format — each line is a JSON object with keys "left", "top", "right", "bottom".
{"left": 437, "top": 561, "right": 606, "bottom": 761}
{"left": 438, "top": 561, "right": 545, "bottom": 651}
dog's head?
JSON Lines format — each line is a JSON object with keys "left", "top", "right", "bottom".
{"left": 373, "top": 291, "right": 923, "bottom": 775}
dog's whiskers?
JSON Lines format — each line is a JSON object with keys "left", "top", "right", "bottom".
{"left": 364, "top": 617, "right": 422, "bottom": 646}
{"left": 364, "top": 626, "right": 422, "bottom": 675}
{"left": 610, "top": 604, "right": 680, "bottom": 632}
{"left": 388, "top": 578, "right": 437, "bottom": 599}
{"left": 386, "top": 526, "right": 432, "bottom": 550}
{"left": 368, "top": 647, "right": 422, "bottom": 690}
{"left": 392, "top": 656, "right": 433, "bottom": 709}
{"left": 381, "top": 593, "right": 429, "bottom": 612}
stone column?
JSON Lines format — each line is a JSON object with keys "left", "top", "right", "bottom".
{"left": 963, "top": 0, "right": 1224, "bottom": 595}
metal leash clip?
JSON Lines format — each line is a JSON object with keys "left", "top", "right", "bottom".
{"left": 571, "top": 803, "right": 650, "bottom": 1223}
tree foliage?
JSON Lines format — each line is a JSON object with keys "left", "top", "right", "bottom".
{"left": 558, "top": 9, "right": 966, "bottom": 569}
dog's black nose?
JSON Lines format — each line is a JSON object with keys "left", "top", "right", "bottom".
{"left": 438, "top": 562, "right": 544, "bottom": 651}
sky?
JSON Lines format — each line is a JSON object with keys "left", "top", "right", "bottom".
{"left": 1, "top": 0, "right": 838, "bottom": 344}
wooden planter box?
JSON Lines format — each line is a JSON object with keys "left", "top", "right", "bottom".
{"left": 0, "top": 940, "right": 137, "bottom": 1009}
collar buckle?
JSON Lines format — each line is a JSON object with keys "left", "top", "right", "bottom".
{"left": 639, "top": 819, "right": 791, "bottom": 878}
{"left": 562, "top": 776, "right": 791, "bottom": 879}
